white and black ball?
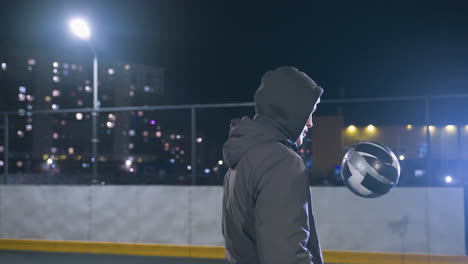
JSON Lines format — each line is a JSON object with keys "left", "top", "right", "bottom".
{"left": 341, "top": 141, "right": 400, "bottom": 198}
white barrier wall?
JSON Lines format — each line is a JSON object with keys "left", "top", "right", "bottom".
{"left": 0, "top": 186, "right": 464, "bottom": 255}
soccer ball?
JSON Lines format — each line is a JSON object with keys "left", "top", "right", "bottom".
{"left": 341, "top": 141, "right": 400, "bottom": 198}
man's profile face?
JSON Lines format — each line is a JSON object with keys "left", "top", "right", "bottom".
{"left": 296, "top": 99, "right": 320, "bottom": 147}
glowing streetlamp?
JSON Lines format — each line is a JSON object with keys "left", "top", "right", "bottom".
{"left": 69, "top": 18, "right": 90, "bottom": 40}
{"left": 69, "top": 17, "right": 99, "bottom": 183}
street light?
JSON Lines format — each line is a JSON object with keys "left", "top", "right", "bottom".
{"left": 69, "top": 18, "right": 99, "bottom": 183}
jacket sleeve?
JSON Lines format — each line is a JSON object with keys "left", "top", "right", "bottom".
{"left": 254, "top": 153, "right": 323, "bottom": 264}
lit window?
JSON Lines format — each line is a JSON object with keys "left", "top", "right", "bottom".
{"left": 129, "top": 130, "right": 135, "bottom": 136}
{"left": 196, "top": 137, "right": 203, "bottom": 143}
{"left": 52, "top": 90, "right": 60, "bottom": 97}
{"left": 53, "top": 62, "right": 59, "bottom": 68}
{"left": 176, "top": 135, "right": 181, "bottom": 139}
{"left": 108, "top": 114, "right": 116, "bottom": 121}
{"left": 53, "top": 132, "right": 59, "bottom": 139}
{"left": 27, "top": 95, "right": 34, "bottom": 102}
{"left": 28, "top": 66, "right": 33, "bottom": 72}
{"left": 17, "top": 161, "right": 24, "bottom": 168}
{"left": 77, "top": 100, "right": 83, "bottom": 106}
{"left": 63, "top": 63, "right": 69, "bottom": 69}
{"left": 68, "top": 147, "right": 75, "bottom": 155}
{"left": 1, "top": 63, "right": 6, "bottom": 70}
{"left": 187, "top": 165, "right": 192, "bottom": 170}
{"left": 106, "top": 121, "right": 115, "bottom": 128}
{"left": 76, "top": 113, "right": 83, "bottom": 120}
{"left": 17, "top": 130, "right": 24, "bottom": 137}
{"left": 170, "top": 134, "right": 175, "bottom": 139}
{"left": 53, "top": 68, "right": 58, "bottom": 74}
{"left": 128, "top": 143, "right": 134, "bottom": 149}
{"left": 108, "top": 68, "right": 115, "bottom": 75}
{"left": 25, "top": 124, "right": 32, "bottom": 131}
{"left": 129, "top": 91, "right": 135, "bottom": 96}
{"left": 138, "top": 111, "right": 144, "bottom": 117}
{"left": 155, "top": 131, "right": 162, "bottom": 138}
{"left": 142, "top": 131, "right": 149, "bottom": 137}
{"left": 71, "top": 64, "right": 77, "bottom": 70}
{"left": 85, "top": 86, "right": 92, "bottom": 92}
{"left": 150, "top": 120, "right": 156, "bottom": 125}
{"left": 52, "top": 76, "right": 60, "bottom": 83}
{"left": 45, "top": 96, "right": 51, "bottom": 103}
{"left": 28, "top": 59, "right": 35, "bottom": 65}
{"left": 27, "top": 104, "right": 33, "bottom": 110}
{"left": 0, "top": 161, "right": 4, "bottom": 167}
{"left": 124, "top": 64, "right": 131, "bottom": 70}
{"left": 19, "top": 86, "right": 26, "bottom": 93}
{"left": 18, "top": 94, "right": 26, "bottom": 101}
{"left": 144, "top": 86, "right": 151, "bottom": 92}
{"left": 0, "top": 146, "right": 4, "bottom": 152}
{"left": 51, "top": 104, "right": 59, "bottom": 110}
{"left": 51, "top": 147, "right": 58, "bottom": 153}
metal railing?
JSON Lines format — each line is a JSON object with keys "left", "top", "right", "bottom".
{"left": 1, "top": 93, "right": 468, "bottom": 186}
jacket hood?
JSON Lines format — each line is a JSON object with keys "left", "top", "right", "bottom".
{"left": 254, "top": 66, "right": 323, "bottom": 142}
{"left": 223, "top": 115, "right": 296, "bottom": 169}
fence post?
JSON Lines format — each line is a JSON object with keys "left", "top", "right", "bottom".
{"left": 424, "top": 97, "right": 431, "bottom": 186}
{"left": 191, "top": 107, "right": 197, "bottom": 185}
{"left": 3, "top": 113, "right": 8, "bottom": 184}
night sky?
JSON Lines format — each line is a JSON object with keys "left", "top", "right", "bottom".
{"left": 1, "top": 0, "right": 468, "bottom": 105}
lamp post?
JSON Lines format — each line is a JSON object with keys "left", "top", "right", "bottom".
{"left": 69, "top": 18, "right": 99, "bottom": 183}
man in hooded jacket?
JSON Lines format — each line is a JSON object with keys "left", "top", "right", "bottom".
{"left": 222, "top": 66, "right": 323, "bottom": 264}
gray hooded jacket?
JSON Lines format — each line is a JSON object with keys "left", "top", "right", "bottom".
{"left": 222, "top": 67, "right": 323, "bottom": 264}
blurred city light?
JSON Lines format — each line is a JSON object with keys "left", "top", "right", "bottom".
{"left": 406, "top": 124, "right": 413, "bottom": 130}
{"left": 366, "top": 125, "right": 376, "bottom": 133}
{"left": 398, "top": 155, "right": 405, "bottom": 161}
{"left": 196, "top": 137, "right": 203, "bottom": 143}
{"left": 346, "top": 125, "right": 357, "bottom": 134}
{"left": 187, "top": 165, "right": 192, "bottom": 170}
{"left": 414, "top": 170, "right": 425, "bottom": 177}
{"left": 1, "top": 62, "right": 6, "bottom": 70}
{"left": 47, "top": 158, "right": 53, "bottom": 165}
{"left": 69, "top": 18, "right": 91, "bottom": 40}
{"left": 218, "top": 160, "right": 224, "bottom": 165}
{"left": 76, "top": 113, "right": 83, "bottom": 120}
{"left": 444, "top": 175, "right": 453, "bottom": 183}
{"left": 445, "top": 125, "right": 456, "bottom": 133}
